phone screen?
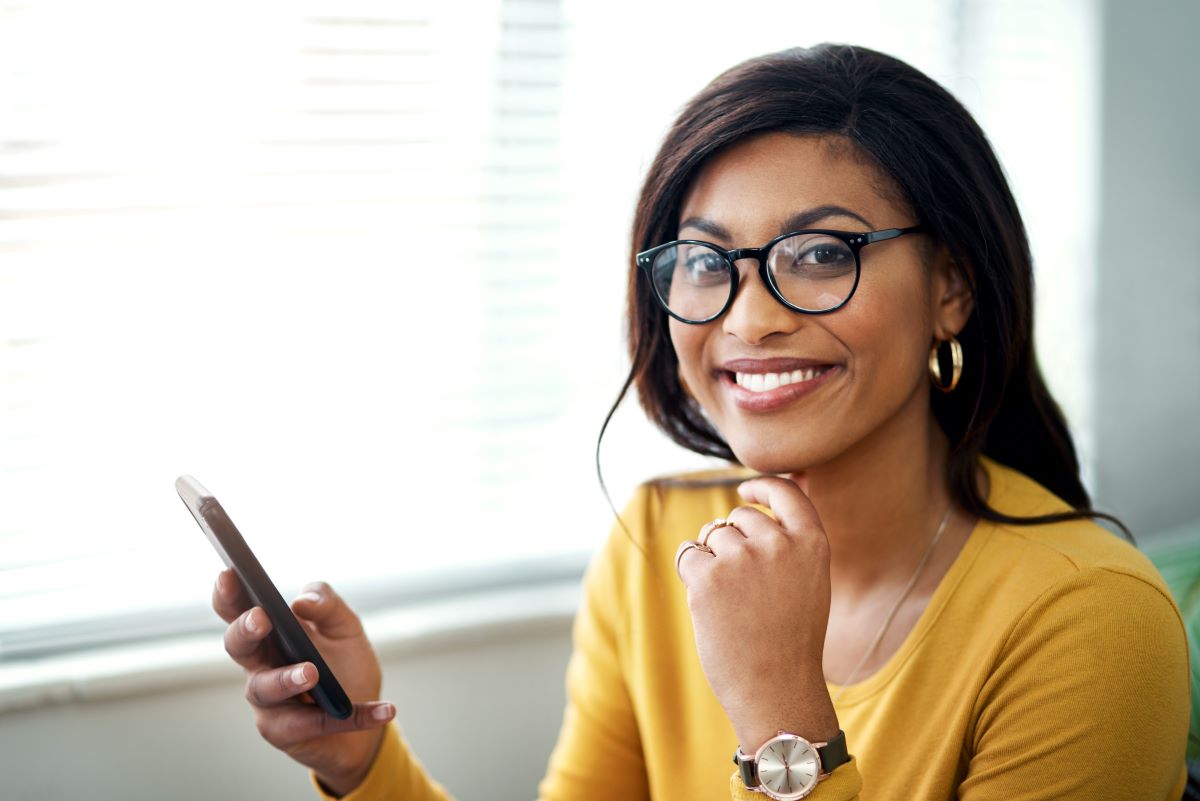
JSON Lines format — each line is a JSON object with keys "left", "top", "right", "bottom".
{"left": 177, "top": 475, "right": 353, "bottom": 719}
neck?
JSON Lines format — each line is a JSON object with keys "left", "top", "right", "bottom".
{"left": 791, "top": 397, "right": 956, "bottom": 597}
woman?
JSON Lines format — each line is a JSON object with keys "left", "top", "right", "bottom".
{"left": 212, "top": 44, "right": 1190, "bottom": 799}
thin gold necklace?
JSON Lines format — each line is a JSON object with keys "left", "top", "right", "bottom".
{"left": 830, "top": 505, "right": 953, "bottom": 704}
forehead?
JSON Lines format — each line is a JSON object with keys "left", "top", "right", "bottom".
{"left": 678, "top": 132, "right": 902, "bottom": 238}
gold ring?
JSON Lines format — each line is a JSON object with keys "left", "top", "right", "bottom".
{"left": 674, "top": 540, "right": 714, "bottom": 579}
{"left": 698, "top": 517, "right": 742, "bottom": 546}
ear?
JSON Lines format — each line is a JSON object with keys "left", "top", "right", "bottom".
{"left": 930, "top": 246, "right": 974, "bottom": 339}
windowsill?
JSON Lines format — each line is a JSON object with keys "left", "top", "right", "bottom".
{"left": 0, "top": 577, "right": 581, "bottom": 714}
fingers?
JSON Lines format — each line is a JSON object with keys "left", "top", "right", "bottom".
{"left": 290, "top": 582, "right": 365, "bottom": 640}
{"left": 224, "top": 606, "right": 276, "bottom": 671}
{"left": 702, "top": 516, "right": 754, "bottom": 555}
{"left": 674, "top": 540, "right": 714, "bottom": 583}
{"left": 736, "top": 475, "right": 822, "bottom": 534}
{"left": 677, "top": 479, "right": 827, "bottom": 586}
{"left": 219, "top": 577, "right": 358, "bottom": 674}
{"left": 678, "top": 514, "right": 758, "bottom": 584}
{"left": 246, "top": 661, "right": 319, "bottom": 709}
{"left": 212, "top": 568, "right": 250, "bottom": 623}
{"left": 257, "top": 700, "right": 396, "bottom": 750}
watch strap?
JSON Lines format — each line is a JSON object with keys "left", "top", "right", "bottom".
{"left": 815, "top": 730, "right": 849, "bottom": 775}
{"left": 737, "top": 751, "right": 757, "bottom": 788}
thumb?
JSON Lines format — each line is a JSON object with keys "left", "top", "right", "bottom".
{"left": 291, "top": 582, "right": 365, "bottom": 639}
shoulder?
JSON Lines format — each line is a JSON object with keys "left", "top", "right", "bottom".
{"left": 978, "top": 456, "right": 1170, "bottom": 595}
{"left": 963, "top": 458, "right": 1185, "bottom": 663}
{"left": 957, "top": 463, "right": 1189, "bottom": 767}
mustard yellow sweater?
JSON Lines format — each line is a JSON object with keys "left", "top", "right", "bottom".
{"left": 316, "top": 458, "right": 1189, "bottom": 800}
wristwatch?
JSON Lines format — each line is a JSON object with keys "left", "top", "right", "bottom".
{"left": 733, "top": 730, "right": 850, "bottom": 800}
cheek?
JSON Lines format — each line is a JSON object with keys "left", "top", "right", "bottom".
{"left": 668, "top": 320, "right": 711, "bottom": 393}
{"left": 840, "top": 286, "right": 933, "bottom": 389}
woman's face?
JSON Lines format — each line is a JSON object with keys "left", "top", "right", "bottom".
{"left": 670, "top": 132, "right": 968, "bottom": 474}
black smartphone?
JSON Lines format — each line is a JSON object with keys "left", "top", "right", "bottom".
{"left": 176, "top": 475, "right": 354, "bottom": 720}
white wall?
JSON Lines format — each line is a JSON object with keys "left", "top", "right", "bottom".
{"left": 1093, "top": 0, "right": 1200, "bottom": 539}
{"left": 0, "top": 615, "right": 573, "bottom": 801}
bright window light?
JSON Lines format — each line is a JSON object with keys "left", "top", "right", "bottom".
{"left": 0, "top": 0, "right": 1097, "bottom": 659}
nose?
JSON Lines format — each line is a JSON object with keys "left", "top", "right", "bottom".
{"left": 721, "top": 258, "right": 803, "bottom": 345}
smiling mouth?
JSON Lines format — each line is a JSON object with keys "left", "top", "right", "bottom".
{"left": 732, "top": 367, "right": 833, "bottom": 393}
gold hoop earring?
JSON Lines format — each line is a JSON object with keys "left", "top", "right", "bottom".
{"left": 929, "top": 336, "right": 963, "bottom": 393}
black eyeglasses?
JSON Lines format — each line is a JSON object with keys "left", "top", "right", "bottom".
{"left": 636, "top": 225, "right": 925, "bottom": 324}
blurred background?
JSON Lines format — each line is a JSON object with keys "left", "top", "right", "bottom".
{"left": 1, "top": 0, "right": 1197, "bottom": 799}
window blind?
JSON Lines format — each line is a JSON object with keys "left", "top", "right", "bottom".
{"left": 0, "top": 0, "right": 612, "bottom": 660}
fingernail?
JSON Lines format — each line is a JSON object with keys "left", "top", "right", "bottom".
{"left": 372, "top": 703, "right": 394, "bottom": 721}
{"left": 296, "top": 591, "right": 322, "bottom": 604}
{"left": 291, "top": 666, "right": 309, "bottom": 686}
{"left": 245, "top": 611, "right": 259, "bottom": 633}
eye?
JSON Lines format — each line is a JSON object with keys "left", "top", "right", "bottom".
{"left": 799, "top": 244, "right": 853, "bottom": 266}
{"left": 677, "top": 245, "right": 729, "bottom": 285}
{"left": 771, "top": 234, "right": 855, "bottom": 278}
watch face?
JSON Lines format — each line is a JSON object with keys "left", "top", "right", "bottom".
{"left": 757, "top": 736, "right": 821, "bottom": 800}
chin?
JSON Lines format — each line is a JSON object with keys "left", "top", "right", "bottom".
{"left": 717, "top": 407, "right": 862, "bottom": 478}
{"left": 726, "top": 437, "right": 824, "bottom": 476}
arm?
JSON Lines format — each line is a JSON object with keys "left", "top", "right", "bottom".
{"left": 960, "top": 567, "right": 1190, "bottom": 800}
{"left": 678, "top": 477, "right": 863, "bottom": 800}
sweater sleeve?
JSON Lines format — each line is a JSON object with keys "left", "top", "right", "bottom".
{"left": 960, "top": 567, "right": 1190, "bottom": 800}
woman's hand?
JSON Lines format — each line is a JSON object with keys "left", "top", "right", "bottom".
{"left": 212, "top": 569, "right": 395, "bottom": 796}
{"left": 675, "top": 475, "right": 839, "bottom": 752}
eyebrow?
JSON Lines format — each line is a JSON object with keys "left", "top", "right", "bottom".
{"left": 678, "top": 204, "right": 876, "bottom": 241}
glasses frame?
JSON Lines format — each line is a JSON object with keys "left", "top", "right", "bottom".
{"left": 636, "top": 225, "right": 925, "bottom": 324}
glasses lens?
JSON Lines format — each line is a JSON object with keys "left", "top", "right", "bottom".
{"left": 767, "top": 233, "right": 858, "bottom": 312}
{"left": 649, "top": 242, "right": 732, "bottom": 321}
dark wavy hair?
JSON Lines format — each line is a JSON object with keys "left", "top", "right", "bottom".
{"left": 599, "top": 43, "right": 1127, "bottom": 536}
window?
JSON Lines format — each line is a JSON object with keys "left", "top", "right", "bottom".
{"left": 0, "top": 0, "right": 1098, "bottom": 660}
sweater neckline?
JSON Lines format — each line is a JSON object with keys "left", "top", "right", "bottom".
{"left": 823, "top": 457, "right": 1006, "bottom": 706}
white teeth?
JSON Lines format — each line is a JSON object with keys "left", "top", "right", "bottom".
{"left": 734, "top": 368, "right": 826, "bottom": 393}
